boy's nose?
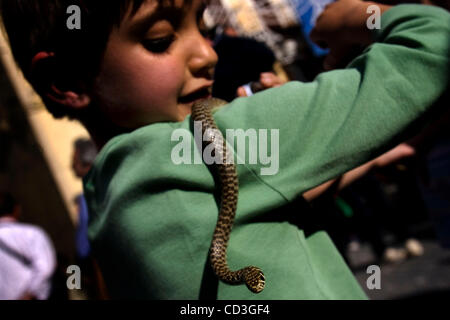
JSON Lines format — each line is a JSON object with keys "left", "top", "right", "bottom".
{"left": 188, "top": 32, "right": 218, "bottom": 79}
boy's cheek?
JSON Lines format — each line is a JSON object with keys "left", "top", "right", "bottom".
{"left": 94, "top": 60, "right": 185, "bottom": 125}
{"left": 127, "top": 67, "right": 184, "bottom": 116}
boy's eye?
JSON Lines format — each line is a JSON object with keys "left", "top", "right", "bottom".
{"left": 142, "top": 35, "right": 175, "bottom": 53}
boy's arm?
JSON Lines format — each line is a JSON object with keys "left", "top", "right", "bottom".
{"left": 213, "top": 4, "right": 449, "bottom": 201}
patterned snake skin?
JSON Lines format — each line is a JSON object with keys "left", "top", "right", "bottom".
{"left": 191, "top": 98, "right": 265, "bottom": 294}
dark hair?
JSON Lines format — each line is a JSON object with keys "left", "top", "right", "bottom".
{"left": 0, "top": 0, "right": 145, "bottom": 119}
{"left": 0, "top": 192, "right": 16, "bottom": 217}
{"left": 74, "top": 137, "right": 97, "bottom": 165}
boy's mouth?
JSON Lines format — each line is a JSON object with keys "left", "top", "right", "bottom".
{"left": 179, "top": 87, "right": 212, "bottom": 104}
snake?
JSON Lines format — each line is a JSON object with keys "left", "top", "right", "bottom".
{"left": 191, "top": 97, "right": 265, "bottom": 294}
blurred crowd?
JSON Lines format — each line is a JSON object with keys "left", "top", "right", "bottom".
{"left": 0, "top": 0, "right": 449, "bottom": 300}
{"left": 0, "top": 138, "right": 100, "bottom": 300}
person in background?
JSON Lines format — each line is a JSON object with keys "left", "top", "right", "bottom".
{"left": 72, "top": 138, "right": 97, "bottom": 261}
{"left": 71, "top": 138, "right": 99, "bottom": 299}
{"left": 0, "top": 192, "right": 56, "bottom": 300}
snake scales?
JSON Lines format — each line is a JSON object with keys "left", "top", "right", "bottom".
{"left": 191, "top": 97, "right": 265, "bottom": 294}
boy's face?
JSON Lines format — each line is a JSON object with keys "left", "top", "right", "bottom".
{"left": 93, "top": 0, "right": 217, "bottom": 129}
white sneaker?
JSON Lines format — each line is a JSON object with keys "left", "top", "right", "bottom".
{"left": 405, "top": 238, "right": 425, "bottom": 257}
{"left": 383, "top": 247, "right": 408, "bottom": 263}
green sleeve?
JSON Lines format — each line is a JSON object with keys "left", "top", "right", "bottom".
{"left": 211, "top": 4, "right": 450, "bottom": 201}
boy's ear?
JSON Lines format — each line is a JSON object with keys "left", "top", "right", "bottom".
{"left": 31, "top": 51, "right": 91, "bottom": 109}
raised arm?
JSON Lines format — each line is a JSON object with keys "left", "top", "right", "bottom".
{"left": 213, "top": 3, "right": 450, "bottom": 201}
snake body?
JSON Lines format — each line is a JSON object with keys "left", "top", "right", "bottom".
{"left": 191, "top": 98, "right": 265, "bottom": 294}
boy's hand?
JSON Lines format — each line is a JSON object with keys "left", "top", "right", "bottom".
{"left": 236, "top": 72, "right": 286, "bottom": 97}
{"left": 311, "top": 0, "right": 392, "bottom": 70}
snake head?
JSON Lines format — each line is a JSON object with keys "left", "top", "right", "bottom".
{"left": 244, "top": 267, "right": 265, "bottom": 294}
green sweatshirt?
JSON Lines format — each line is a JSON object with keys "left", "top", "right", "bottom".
{"left": 84, "top": 5, "right": 450, "bottom": 299}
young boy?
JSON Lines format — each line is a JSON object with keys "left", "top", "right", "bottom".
{"left": 1, "top": 0, "right": 448, "bottom": 299}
